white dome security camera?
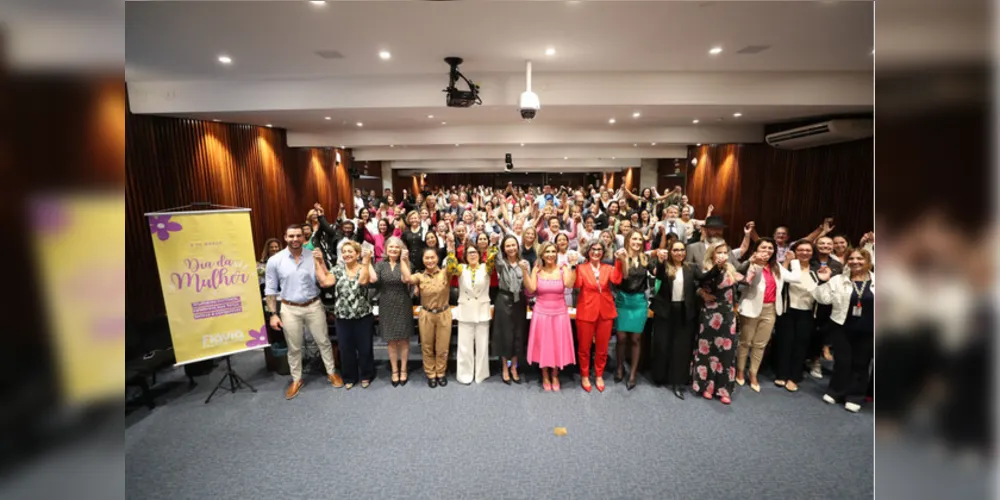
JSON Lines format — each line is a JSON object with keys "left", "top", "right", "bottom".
{"left": 520, "top": 91, "right": 540, "bottom": 120}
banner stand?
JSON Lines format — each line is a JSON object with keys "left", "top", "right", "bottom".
{"left": 144, "top": 202, "right": 268, "bottom": 404}
{"left": 204, "top": 356, "right": 257, "bottom": 404}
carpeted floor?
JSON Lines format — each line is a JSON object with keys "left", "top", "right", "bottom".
{"left": 125, "top": 352, "right": 873, "bottom": 499}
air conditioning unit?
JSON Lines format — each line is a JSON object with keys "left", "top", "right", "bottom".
{"left": 765, "top": 119, "right": 873, "bottom": 150}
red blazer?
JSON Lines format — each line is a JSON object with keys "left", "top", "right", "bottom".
{"left": 574, "top": 261, "right": 622, "bottom": 322}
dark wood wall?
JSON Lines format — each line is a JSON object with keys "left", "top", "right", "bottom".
{"left": 126, "top": 110, "right": 353, "bottom": 323}
{"left": 389, "top": 169, "right": 638, "bottom": 198}
{"left": 685, "top": 139, "right": 874, "bottom": 246}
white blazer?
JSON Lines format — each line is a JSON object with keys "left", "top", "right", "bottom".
{"left": 813, "top": 273, "right": 875, "bottom": 325}
{"left": 739, "top": 260, "right": 802, "bottom": 319}
{"left": 455, "top": 265, "right": 491, "bottom": 323}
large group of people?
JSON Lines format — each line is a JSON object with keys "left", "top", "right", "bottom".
{"left": 261, "top": 181, "right": 874, "bottom": 413}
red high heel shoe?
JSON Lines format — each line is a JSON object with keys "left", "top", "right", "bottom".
{"left": 720, "top": 396, "right": 731, "bottom": 405}
{"left": 703, "top": 391, "right": 713, "bottom": 400}
{"left": 581, "top": 379, "right": 592, "bottom": 393}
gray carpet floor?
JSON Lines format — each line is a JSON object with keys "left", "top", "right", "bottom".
{"left": 125, "top": 351, "right": 873, "bottom": 499}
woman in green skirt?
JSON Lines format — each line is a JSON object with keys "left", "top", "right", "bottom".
{"left": 613, "top": 230, "right": 657, "bottom": 390}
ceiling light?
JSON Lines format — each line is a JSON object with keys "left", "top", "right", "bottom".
{"left": 212, "top": 119, "right": 221, "bottom": 122}
{"left": 455, "top": 144, "right": 460, "bottom": 147}
{"left": 217, "top": 55, "right": 232, "bottom": 64}
{"left": 651, "top": 142, "right": 657, "bottom": 146}
{"left": 633, "top": 143, "right": 637, "bottom": 147}
{"left": 427, "top": 114, "right": 434, "bottom": 119}
{"left": 389, "top": 144, "right": 394, "bottom": 148}
{"left": 265, "top": 123, "right": 272, "bottom": 128}
{"left": 545, "top": 47, "right": 556, "bottom": 56}
{"left": 379, "top": 50, "right": 391, "bottom": 60}
{"left": 692, "top": 119, "right": 700, "bottom": 124}
{"left": 324, "top": 116, "right": 331, "bottom": 120}
{"left": 632, "top": 112, "right": 641, "bottom": 118}
{"left": 356, "top": 122, "right": 363, "bottom": 127}
{"left": 520, "top": 143, "right": 525, "bottom": 146}
{"left": 563, "top": 156, "right": 569, "bottom": 160}
{"left": 733, "top": 112, "right": 742, "bottom": 118}
{"left": 691, "top": 158, "right": 698, "bottom": 166}
{"left": 441, "top": 121, "right": 447, "bottom": 125}
{"left": 309, "top": 1, "right": 327, "bottom": 5}
{"left": 339, "top": 145, "right": 345, "bottom": 148}
{"left": 709, "top": 47, "right": 723, "bottom": 55}
{"left": 696, "top": 143, "right": 702, "bottom": 146}
{"left": 608, "top": 118, "right": 616, "bottom": 124}
{"left": 611, "top": 157, "right": 616, "bottom": 160}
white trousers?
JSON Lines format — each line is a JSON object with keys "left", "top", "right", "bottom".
{"left": 456, "top": 321, "right": 491, "bottom": 384}
{"left": 280, "top": 301, "right": 335, "bottom": 381}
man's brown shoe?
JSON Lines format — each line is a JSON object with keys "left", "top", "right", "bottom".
{"left": 328, "top": 373, "right": 345, "bottom": 388}
{"left": 285, "top": 380, "right": 304, "bottom": 400}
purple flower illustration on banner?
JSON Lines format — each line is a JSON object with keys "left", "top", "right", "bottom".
{"left": 149, "top": 215, "right": 182, "bottom": 241}
{"left": 245, "top": 325, "right": 268, "bottom": 348}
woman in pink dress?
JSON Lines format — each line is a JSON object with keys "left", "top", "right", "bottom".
{"left": 522, "top": 242, "right": 577, "bottom": 392}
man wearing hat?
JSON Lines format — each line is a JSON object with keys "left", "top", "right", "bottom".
{"left": 685, "top": 215, "right": 748, "bottom": 267}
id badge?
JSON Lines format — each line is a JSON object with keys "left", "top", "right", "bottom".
{"left": 851, "top": 304, "right": 863, "bottom": 317}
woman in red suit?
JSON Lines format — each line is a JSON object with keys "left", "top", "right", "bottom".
{"left": 574, "top": 240, "right": 624, "bottom": 392}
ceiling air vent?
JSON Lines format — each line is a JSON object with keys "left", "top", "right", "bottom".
{"left": 765, "top": 119, "right": 873, "bottom": 150}
{"left": 736, "top": 45, "right": 771, "bottom": 54}
{"left": 314, "top": 50, "right": 344, "bottom": 60}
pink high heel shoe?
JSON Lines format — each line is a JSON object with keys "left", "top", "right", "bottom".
{"left": 543, "top": 381, "right": 552, "bottom": 392}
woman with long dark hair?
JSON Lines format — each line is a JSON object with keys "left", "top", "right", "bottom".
{"left": 493, "top": 235, "right": 528, "bottom": 384}
{"left": 650, "top": 241, "right": 698, "bottom": 399}
{"left": 362, "top": 218, "right": 400, "bottom": 262}
{"left": 735, "top": 237, "right": 801, "bottom": 392}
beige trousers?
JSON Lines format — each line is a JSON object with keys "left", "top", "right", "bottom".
{"left": 457, "top": 321, "right": 491, "bottom": 384}
{"left": 419, "top": 310, "right": 452, "bottom": 378}
{"left": 737, "top": 303, "right": 777, "bottom": 376}
{"left": 280, "top": 300, "right": 336, "bottom": 381}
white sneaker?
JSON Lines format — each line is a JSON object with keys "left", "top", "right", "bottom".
{"left": 845, "top": 402, "right": 861, "bottom": 413}
{"left": 809, "top": 362, "right": 823, "bottom": 379}
{"left": 822, "top": 394, "right": 836, "bottom": 405}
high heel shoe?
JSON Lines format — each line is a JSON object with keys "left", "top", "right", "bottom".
{"left": 614, "top": 372, "right": 624, "bottom": 384}
{"left": 673, "top": 386, "right": 685, "bottom": 400}
{"left": 542, "top": 381, "right": 552, "bottom": 392}
{"left": 502, "top": 372, "right": 512, "bottom": 386}
{"left": 552, "top": 380, "right": 561, "bottom": 392}
{"left": 391, "top": 371, "right": 400, "bottom": 388}
{"left": 581, "top": 379, "right": 592, "bottom": 393}
{"left": 626, "top": 379, "right": 637, "bottom": 391}
{"left": 596, "top": 379, "right": 605, "bottom": 392}
{"left": 400, "top": 373, "right": 408, "bottom": 386}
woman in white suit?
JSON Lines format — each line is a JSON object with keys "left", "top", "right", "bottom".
{"left": 814, "top": 247, "right": 874, "bottom": 413}
{"left": 448, "top": 243, "right": 498, "bottom": 384}
{"left": 736, "top": 237, "right": 801, "bottom": 392}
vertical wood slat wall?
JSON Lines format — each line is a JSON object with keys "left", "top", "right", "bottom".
{"left": 685, "top": 139, "right": 874, "bottom": 246}
{"left": 126, "top": 111, "right": 353, "bottom": 324}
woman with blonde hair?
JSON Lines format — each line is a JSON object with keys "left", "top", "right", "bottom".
{"left": 315, "top": 240, "right": 376, "bottom": 390}
{"left": 691, "top": 241, "right": 748, "bottom": 404}
{"left": 613, "top": 230, "right": 657, "bottom": 390}
{"left": 372, "top": 237, "right": 414, "bottom": 387}
{"left": 523, "top": 242, "right": 577, "bottom": 392}
{"left": 815, "top": 247, "right": 874, "bottom": 413}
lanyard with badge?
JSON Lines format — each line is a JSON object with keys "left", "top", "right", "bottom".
{"left": 851, "top": 279, "right": 868, "bottom": 317}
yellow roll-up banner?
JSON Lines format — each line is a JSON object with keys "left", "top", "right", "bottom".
{"left": 147, "top": 209, "right": 268, "bottom": 365}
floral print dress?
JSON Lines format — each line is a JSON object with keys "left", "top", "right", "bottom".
{"left": 691, "top": 266, "right": 747, "bottom": 399}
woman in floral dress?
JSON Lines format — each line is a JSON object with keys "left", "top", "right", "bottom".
{"left": 691, "top": 241, "right": 753, "bottom": 405}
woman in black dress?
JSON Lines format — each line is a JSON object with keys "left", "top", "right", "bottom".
{"left": 493, "top": 235, "right": 527, "bottom": 385}
{"left": 401, "top": 210, "right": 426, "bottom": 272}
{"left": 691, "top": 241, "right": 748, "bottom": 405}
{"left": 373, "top": 237, "right": 414, "bottom": 387}
{"left": 650, "top": 241, "right": 699, "bottom": 399}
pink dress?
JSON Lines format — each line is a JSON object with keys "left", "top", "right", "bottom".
{"left": 526, "top": 273, "right": 576, "bottom": 368}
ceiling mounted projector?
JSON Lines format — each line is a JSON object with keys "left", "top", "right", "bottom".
{"left": 443, "top": 57, "right": 482, "bottom": 108}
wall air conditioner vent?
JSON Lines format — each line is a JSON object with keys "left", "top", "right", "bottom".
{"left": 765, "top": 119, "right": 873, "bottom": 150}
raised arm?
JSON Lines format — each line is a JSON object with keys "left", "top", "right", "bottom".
{"left": 561, "top": 263, "right": 576, "bottom": 289}
{"left": 522, "top": 263, "right": 538, "bottom": 294}
{"left": 313, "top": 250, "right": 336, "bottom": 288}
{"left": 360, "top": 250, "right": 374, "bottom": 285}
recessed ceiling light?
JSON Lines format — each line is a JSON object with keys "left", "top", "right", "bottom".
{"left": 427, "top": 114, "right": 434, "bottom": 119}
{"left": 356, "top": 122, "right": 363, "bottom": 127}
{"left": 520, "top": 143, "right": 525, "bottom": 147}
{"left": 563, "top": 156, "right": 569, "bottom": 160}
{"left": 212, "top": 119, "right": 221, "bottom": 122}
{"left": 379, "top": 50, "right": 391, "bottom": 60}
{"left": 709, "top": 47, "right": 723, "bottom": 55}
{"left": 389, "top": 144, "right": 394, "bottom": 148}
{"left": 696, "top": 143, "right": 702, "bottom": 146}
{"left": 611, "top": 156, "right": 616, "bottom": 160}
{"left": 324, "top": 116, "right": 331, "bottom": 120}
{"left": 632, "top": 112, "right": 641, "bottom": 118}
{"left": 217, "top": 55, "right": 232, "bottom": 64}
{"left": 310, "top": 1, "right": 327, "bottom": 5}
{"left": 733, "top": 112, "right": 742, "bottom": 118}
{"left": 545, "top": 47, "right": 556, "bottom": 56}
{"left": 265, "top": 123, "right": 272, "bottom": 128}
{"left": 633, "top": 143, "right": 637, "bottom": 147}
{"left": 441, "top": 121, "right": 447, "bottom": 125}
{"left": 651, "top": 142, "right": 657, "bottom": 146}
{"left": 455, "top": 144, "right": 460, "bottom": 147}
{"left": 608, "top": 118, "right": 616, "bottom": 124}
{"left": 692, "top": 119, "right": 700, "bottom": 124}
